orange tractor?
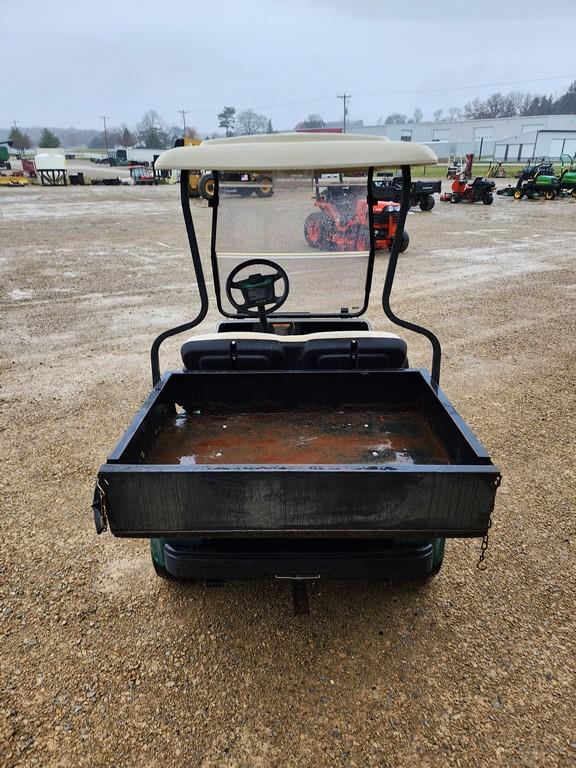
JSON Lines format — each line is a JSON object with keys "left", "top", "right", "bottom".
{"left": 304, "top": 182, "right": 409, "bottom": 253}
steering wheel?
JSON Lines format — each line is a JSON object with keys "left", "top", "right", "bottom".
{"left": 225, "top": 258, "right": 289, "bottom": 316}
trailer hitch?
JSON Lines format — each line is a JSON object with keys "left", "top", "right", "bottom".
{"left": 275, "top": 575, "right": 320, "bottom": 616}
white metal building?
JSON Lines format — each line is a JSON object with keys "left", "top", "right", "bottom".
{"left": 350, "top": 115, "right": 576, "bottom": 161}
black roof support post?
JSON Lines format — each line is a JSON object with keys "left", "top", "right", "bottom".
{"left": 150, "top": 170, "right": 210, "bottom": 385}
{"left": 381, "top": 165, "right": 442, "bottom": 385}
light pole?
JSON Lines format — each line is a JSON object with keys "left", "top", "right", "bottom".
{"left": 101, "top": 115, "right": 110, "bottom": 156}
{"left": 178, "top": 109, "right": 189, "bottom": 137}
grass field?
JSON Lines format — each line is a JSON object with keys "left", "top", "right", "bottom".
{"left": 414, "top": 163, "right": 525, "bottom": 178}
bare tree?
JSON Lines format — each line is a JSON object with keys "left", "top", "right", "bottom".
{"left": 385, "top": 113, "right": 407, "bottom": 125}
{"left": 433, "top": 109, "right": 443, "bottom": 122}
{"left": 137, "top": 110, "right": 170, "bottom": 148}
{"left": 300, "top": 113, "right": 326, "bottom": 129}
{"left": 412, "top": 107, "right": 423, "bottom": 124}
{"left": 236, "top": 109, "right": 268, "bottom": 135}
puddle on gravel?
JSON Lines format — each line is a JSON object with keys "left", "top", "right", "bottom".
{"left": 7, "top": 288, "right": 34, "bottom": 300}
{"left": 95, "top": 554, "right": 152, "bottom": 596}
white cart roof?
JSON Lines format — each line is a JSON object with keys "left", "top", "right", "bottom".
{"left": 155, "top": 132, "right": 437, "bottom": 172}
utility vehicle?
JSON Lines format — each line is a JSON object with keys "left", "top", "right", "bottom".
{"left": 93, "top": 133, "right": 500, "bottom": 607}
{"left": 373, "top": 174, "right": 440, "bottom": 211}
{"left": 303, "top": 177, "right": 409, "bottom": 252}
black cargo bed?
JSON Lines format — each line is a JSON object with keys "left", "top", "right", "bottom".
{"left": 96, "top": 370, "right": 500, "bottom": 538}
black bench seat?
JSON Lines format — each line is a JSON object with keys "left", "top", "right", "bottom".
{"left": 181, "top": 331, "right": 408, "bottom": 371}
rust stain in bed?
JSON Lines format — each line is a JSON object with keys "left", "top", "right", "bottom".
{"left": 145, "top": 407, "right": 451, "bottom": 465}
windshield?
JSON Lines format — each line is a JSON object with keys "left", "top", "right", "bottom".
{"left": 214, "top": 171, "right": 372, "bottom": 316}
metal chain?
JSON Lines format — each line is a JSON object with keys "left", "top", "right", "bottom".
{"left": 477, "top": 517, "right": 492, "bottom": 570}
{"left": 478, "top": 475, "right": 501, "bottom": 570}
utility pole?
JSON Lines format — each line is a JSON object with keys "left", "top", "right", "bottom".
{"left": 337, "top": 93, "right": 351, "bottom": 133}
{"left": 101, "top": 115, "right": 110, "bottom": 155}
{"left": 178, "top": 109, "right": 189, "bottom": 136}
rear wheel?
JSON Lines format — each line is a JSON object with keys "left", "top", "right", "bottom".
{"left": 427, "top": 538, "right": 445, "bottom": 577}
{"left": 304, "top": 212, "right": 327, "bottom": 248}
{"left": 419, "top": 194, "right": 435, "bottom": 211}
{"left": 254, "top": 175, "right": 274, "bottom": 197}
{"left": 571, "top": 189, "right": 576, "bottom": 199}
{"left": 544, "top": 189, "right": 556, "bottom": 200}
{"left": 198, "top": 173, "right": 215, "bottom": 200}
{"left": 390, "top": 229, "right": 409, "bottom": 253}
{"left": 482, "top": 193, "right": 494, "bottom": 205}
{"left": 188, "top": 175, "right": 201, "bottom": 198}
{"left": 450, "top": 192, "right": 460, "bottom": 203}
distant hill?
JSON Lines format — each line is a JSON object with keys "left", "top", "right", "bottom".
{"left": 0, "top": 126, "right": 100, "bottom": 147}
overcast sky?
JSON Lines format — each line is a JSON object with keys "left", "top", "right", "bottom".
{"left": 3, "top": 0, "right": 576, "bottom": 133}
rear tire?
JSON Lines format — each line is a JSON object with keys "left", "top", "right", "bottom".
{"left": 419, "top": 194, "right": 435, "bottom": 211}
{"left": 254, "top": 175, "right": 274, "bottom": 197}
{"left": 304, "top": 212, "right": 327, "bottom": 248}
{"left": 571, "top": 189, "right": 576, "bottom": 199}
{"left": 482, "top": 193, "right": 494, "bottom": 205}
{"left": 427, "top": 539, "right": 445, "bottom": 578}
{"left": 450, "top": 193, "right": 460, "bottom": 203}
{"left": 544, "top": 189, "right": 556, "bottom": 201}
{"left": 391, "top": 229, "right": 410, "bottom": 253}
{"left": 198, "top": 173, "right": 215, "bottom": 200}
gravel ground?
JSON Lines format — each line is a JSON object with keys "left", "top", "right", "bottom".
{"left": 1, "top": 181, "right": 575, "bottom": 767}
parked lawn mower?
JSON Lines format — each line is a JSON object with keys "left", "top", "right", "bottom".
{"left": 499, "top": 167, "right": 561, "bottom": 200}
{"left": 440, "top": 174, "right": 495, "bottom": 205}
{"left": 304, "top": 181, "right": 409, "bottom": 252}
{"left": 557, "top": 154, "right": 576, "bottom": 197}
{"left": 92, "top": 134, "right": 500, "bottom": 611}
{"left": 373, "top": 174, "right": 440, "bottom": 211}
{"left": 515, "top": 157, "right": 554, "bottom": 178}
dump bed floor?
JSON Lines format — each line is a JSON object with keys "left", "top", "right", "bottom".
{"left": 146, "top": 407, "right": 452, "bottom": 466}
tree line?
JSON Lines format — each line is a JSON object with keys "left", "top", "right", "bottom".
{"left": 463, "top": 81, "right": 576, "bottom": 119}
{"left": 6, "top": 80, "right": 576, "bottom": 152}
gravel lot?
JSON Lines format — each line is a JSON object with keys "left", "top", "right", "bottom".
{"left": 1, "top": 180, "right": 575, "bottom": 767}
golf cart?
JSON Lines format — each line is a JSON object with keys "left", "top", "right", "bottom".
{"left": 93, "top": 133, "right": 500, "bottom": 606}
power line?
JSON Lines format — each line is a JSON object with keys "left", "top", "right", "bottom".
{"left": 337, "top": 93, "right": 351, "bottom": 133}
{"left": 232, "top": 73, "right": 576, "bottom": 113}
